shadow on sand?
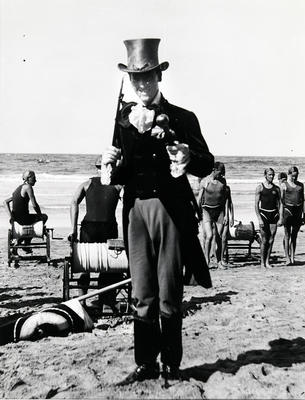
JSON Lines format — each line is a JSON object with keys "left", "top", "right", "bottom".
{"left": 182, "top": 291, "right": 238, "bottom": 317}
{"left": 0, "top": 286, "right": 43, "bottom": 293}
{"left": 182, "top": 337, "right": 305, "bottom": 382}
{"left": 0, "top": 296, "right": 61, "bottom": 311}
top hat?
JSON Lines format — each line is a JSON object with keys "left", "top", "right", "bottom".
{"left": 118, "top": 38, "right": 169, "bottom": 73}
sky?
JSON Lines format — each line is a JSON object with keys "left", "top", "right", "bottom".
{"left": 0, "top": 0, "right": 304, "bottom": 156}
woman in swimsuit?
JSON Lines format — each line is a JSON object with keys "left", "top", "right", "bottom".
{"left": 255, "top": 168, "right": 281, "bottom": 268}
{"left": 280, "top": 166, "right": 304, "bottom": 265}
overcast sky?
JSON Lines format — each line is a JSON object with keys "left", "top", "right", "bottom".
{"left": 1, "top": 0, "right": 304, "bottom": 156}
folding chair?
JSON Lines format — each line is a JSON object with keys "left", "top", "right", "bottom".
{"left": 225, "top": 221, "right": 261, "bottom": 262}
{"left": 8, "top": 220, "right": 53, "bottom": 268}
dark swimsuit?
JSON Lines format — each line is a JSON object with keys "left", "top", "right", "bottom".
{"left": 282, "top": 181, "right": 303, "bottom": 226}
{"left": 259, "top": 183, "right": 280, "bottom": 225}
{"left": 201, "top": 178, "right": 226, "bottom": 223}
{"left": 11, "top": 185, "right": 42, "bottom": 225}
{"left": 80, "top": 178, "right": 119, "bottom": 243}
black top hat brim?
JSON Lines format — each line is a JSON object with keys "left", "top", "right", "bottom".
{"left": 117, "top": 61, "right": 169, "bottom": 73}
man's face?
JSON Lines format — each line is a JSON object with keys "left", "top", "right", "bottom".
{"left": 265, "top": 171, "right": 274, "bottom": 183}
{"left": 129, "top": 70, "right": 159, "bottom": 105}
{"left": 213, "top": 169, "right": 223, "bottom": 180}
{"left": 290, "top": 171, "right": 298, "bottom": 182}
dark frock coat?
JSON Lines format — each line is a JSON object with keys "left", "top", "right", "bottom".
{"left": 111, "top": 96, "right": 214, "bottom": 288}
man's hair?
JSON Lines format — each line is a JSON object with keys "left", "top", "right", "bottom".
{"left": 264, "top": 167, "right": 275, "bottom": 175}
{"left": 156, "top": 67, "right": 162, "bottom": 81}
{"left": 214, "top": 161, "right": 225, "bottom": 175}
{"left": 129, "top": 67, "right": 162, "bottom": 82}
{"left": 288, "top": 166, "right": 298, "bottom": 175}
{"left": 22, "top": 170, "right": 35, "bottom": 181}
{"left": 95, "top": 156, "right": 102, "bottom": 169}
{"left": 278, "top": 172, "right": 287, "bottom": 180}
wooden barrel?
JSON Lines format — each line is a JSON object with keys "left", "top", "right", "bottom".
{"left": 229, "top": 221, "right": 255, "bottom": 241}
{"left": 72, "top": 241, "right": 128, "bottom": 273}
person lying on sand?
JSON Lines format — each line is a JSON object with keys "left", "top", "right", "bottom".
{"left": 4, "top": 170, "right": 48, "bottom": 254}
{"left": 0, "top": 300, "right": 93, "bottom": 346}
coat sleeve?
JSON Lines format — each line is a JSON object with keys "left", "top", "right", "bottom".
{"left": 110, "top": 123, "right": 130, "bottom": 186}
{"left": 183, "top": 111, "right": 214, "bottom": 178}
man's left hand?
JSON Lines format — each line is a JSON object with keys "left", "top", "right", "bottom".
{"left": 166, "top": 143, "right": 190, "bottom": 177}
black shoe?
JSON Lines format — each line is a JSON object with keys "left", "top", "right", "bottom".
{"left": 117, "top": 363, "right": 160, "bottom": 386}
{"left": 161, "top": 364, "right": 180, "bottom": 380}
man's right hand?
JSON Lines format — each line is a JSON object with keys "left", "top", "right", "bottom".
{"left": 68, "top": 232, "right": 77, "bottom": 242}
{"left": 102, "top": 146, "right": 121, "bottom": 165}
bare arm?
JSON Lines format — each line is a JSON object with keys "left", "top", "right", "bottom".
{"left": 25, "top": 185, "right": 42, "bottom": 215}
{"left": 255, "top": 184, "right": 264, "bottom": 226}
{"left": 70, "top": 181, "right": 87, "bottom": 238}
{"left": 276, "top": 186, "right": 283, "bottom": 225}
{"left": 301, "top": 182, "right": 305, "bottom": 223}
{"left": 227, "top": 186, "right": 234, "bottom": 227}
{"left": 279, "top": 183, "right": 286, "bottom": 224}
{"left": 4, "top": 197, "right": 13, "bottom": 219}
{"left": 197, "top": 186, "right": 205, "bottom": 208}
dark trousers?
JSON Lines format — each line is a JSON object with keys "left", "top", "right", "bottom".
{"left": 128, "top": 198, "right": 183, "bottom": 367}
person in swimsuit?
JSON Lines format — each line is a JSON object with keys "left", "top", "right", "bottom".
{"left": 255, "top": 168, "right": 281, "bottom": 268}
{"left": 278, "top": 172, "right": 287, "bottom": 185}
{"left": 4, "top": 170, "right": 48, "bottom": 253}
{"left": 0, "top": 300, "right": 93, "bottom": 345}
{"left": 70, "top": 156, "right": 122, "bottom": 311}
{"left": 220, "top": 183, "right": 234, "bottom": 267}
{"left": 199, "top": 162, "right": 228, "bottom": 267}
{"left": 280, "top": 166, "right": 304, "bottom": 265}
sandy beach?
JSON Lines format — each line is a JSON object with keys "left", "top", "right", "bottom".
{"left": 1, "top": 224, "right": 305, "bottom": 399}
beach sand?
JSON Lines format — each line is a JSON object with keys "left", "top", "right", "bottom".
{"left": 1, "top": 226, "right": 305, "bottom": 399}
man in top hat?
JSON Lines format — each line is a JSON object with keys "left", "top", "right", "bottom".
{"left": 103, "top": 38, "right": 214, "bottom": 384}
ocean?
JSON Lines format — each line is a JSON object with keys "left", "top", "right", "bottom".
{"left": 1, "top": 153, "right": 305, "bottom": 233}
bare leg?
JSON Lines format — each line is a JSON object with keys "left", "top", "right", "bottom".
{"left": 215, "top": 221, "right": 225, "bottom": 266}
{"left": 283, "top": 225, "right": 292, "bottom": 265}
{"left": 259, "top": 227, "right": 269, "bottom": 268}
{"left": 290, "top": 225, "right": 300, "bottom": 264}
{"left": 210, "top": 227, "right": 217, "bottom": 260}
{"left": 266, "top": 224, "right": 277, "bottom": 268}
{"left": 203, "top": 221, "right": 213, "bottom": 266}
{"left": 221, "top": 224, "right": 229, "bottom": 266}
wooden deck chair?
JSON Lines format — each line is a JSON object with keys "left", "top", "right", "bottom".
{"left": 8, "top": 220, "right": 53, "bottom": 268}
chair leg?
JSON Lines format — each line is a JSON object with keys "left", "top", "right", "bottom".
{"left": 46, "top": 231, "right": 51, "bottom": 264}
{"left": 7, "top": 229, "right": 12, "bottom": 267}
{"left": 63, "top": 259, "right": 70, "bottom": 301}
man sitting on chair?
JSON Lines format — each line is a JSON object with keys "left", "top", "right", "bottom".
{"left": 70, "top": 156, "right": 123, "bottom": 312}
{"left": 4, "top": 170, "right": 48, "bottom": 253}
